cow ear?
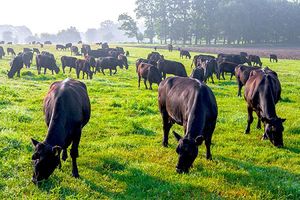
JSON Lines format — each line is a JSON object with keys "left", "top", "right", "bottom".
{"left": 173, "top": 131, "right": 182, "bottom": 142}
{"left": 52, "top": 146, "right": 62, "bottom": 156}
{"left": 281, "top": 118, "right": 286, "bottom": 123}
{"left": 195, "top": 135, "right": 205, "bottom": 146}
{"left": 31, "top": 138, "right": 40, "bottom": 147}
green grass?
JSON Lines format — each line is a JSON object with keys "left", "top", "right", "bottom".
{"left": 0, "top": 44, "right": 299, "bottom": 199}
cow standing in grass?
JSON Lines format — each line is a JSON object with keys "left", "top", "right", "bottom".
{"left": 31, "top": 78, "right": 91, "bottom": 184}
{"left": 270, "top": 54, "right": 278, "bottom": 63}
{"left": 7, "top": 47, "right": 16, "bottom": 56}
{"left": 61, "top": 56, "right": 77, "bottom": 73}
{"left": 7, "top": 54, "right": 23, "bottom": 78}
{"left": 235, "top": 65, "right": 260, "bottom": 97}
{"left": 158, "top": 77, "right": 217, "bottom": 173}
{"left": 137, "top": 62, "right": 162, "bottom": 90}
{"left": 157, "top": 58, "right": 187, "bottom": 79}
{"left": 36, "top": 54, "right": 59, "bottom": 75}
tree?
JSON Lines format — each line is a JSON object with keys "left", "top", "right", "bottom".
{"left": 2, "top": 31, "right": 13, "bottom": 42}
{"left": 118, "top": 13, "right": 141, "bottom": 43}
{"left": 85, "top": 28, "right": 99, "bottom": 43}
{"left": 56, "top": 27, "right": 81, "bottom": 43}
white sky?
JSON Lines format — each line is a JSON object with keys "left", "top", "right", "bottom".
{"left": 0, "top": 0, "right": 136, "bottom": 34}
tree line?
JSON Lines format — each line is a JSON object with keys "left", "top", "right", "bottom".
{"left": 118, "top": 0, "right": 300, "bottom": 45}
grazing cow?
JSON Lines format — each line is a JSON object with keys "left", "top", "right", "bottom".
{"left": 65, "top": 43, "right": 72, "bottom": 50}
{"left": 96, "top": 57, "right": 123, "bottom": 76}
{"left": 31, "top": 78, "right": 90, "bottom": 184}
{"left": 0, "top": 46, "right": 5, "bottom": 58}
{"left": 44, "top": 41, "right": 52, "bottom": 45}
{"left": 244, "top": 68, "right": 285, "bottom": 147}
{"left": 7, "top": 47, "right": 16, "bottom": 56}
{"left": 180, "top": 50, "right": 191, "bottom": 59}
{"left": 75, "top": 59, "right": 93, "bottom": 79}
{"left": 33, "top": 48, "right": 40, "bottom": 54}
{"left": 102, "top": 42, "right": 109, "bottom": 49}
{"left": 23, "top": 48, "right": 33, "bottom": 53}
{"left": 41, "top": 51, "right": 55, "bottom": 60}
{"left": 248, "top": 55, "right": 262, "bottom": 66}
{"left": 118, "top": 54, "right": 129, "bottom": 70}
{"left": 71, "top": 46, "right": 79, "bottom": 55}
{"left": 190, "top": 67, "right": 204, "bottom": 82}
{"left": 218, "top": 54, "right": 251, "bottom": 66}
{"left": 200, "top": 59, "right": 218, "bottom": 83}
{"left": 61, "top": 56, "right": 77, "bottom": 73}
{"left": 22, "top": 52, "right": 34, "bottom": 68}
{"left": 36, "top": 54, "right": 59, "bottom": 75}
{"left": 158, "top": 77, "right": 218, "bottom": 173}
{"left": 135, "top": 58, "right": 157, "bottom": 72}
{"left": 240, "top": 52, "right": 248, "bottom": 57}
{"left": 85, "top": 56, "right": 96, "bottom": 73}
{"left": 235, "top": 65, "right": 260, "bottom": 97}
{"left": 56, "top": 44, "right": 66, "bottom": 51}
{"left": 147, "top": 52, "right": 162, "bottom": 62}
{"left": 168, "top": 44, "right": 173, "bottom": 52}
{"left": 157, "top": 58, "right": 187, "bottom": 79}
{"left": 217, "top": 62, "right": 238, "bottom": 80}
{"left": 137, "top": 62, "right": 162, "bottom": 90}
{"left": 270, "top": 54, "right": 278, "bottom": 63}
{"left": 8, "top": 54, "right": 23, "bottom": 78}
{"left": 191, "top": 54, "right": 215, "bottom": 68}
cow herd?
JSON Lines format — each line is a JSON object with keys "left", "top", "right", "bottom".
{"left": 1, "top": 44, "right": 285, "bottom": 184}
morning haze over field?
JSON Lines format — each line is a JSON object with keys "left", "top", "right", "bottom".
{"left": 0, "top": 0, "right": 299, "bottom": 199}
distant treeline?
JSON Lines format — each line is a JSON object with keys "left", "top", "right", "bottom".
{"left": 134, "top": 0, "right": 300, "bottom": 45}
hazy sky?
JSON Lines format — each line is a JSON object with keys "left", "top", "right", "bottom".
{"left": 0, "top": 0, "right": 136, "bottom": 34}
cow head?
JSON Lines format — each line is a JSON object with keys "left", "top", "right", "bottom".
{"left": 31, "top": 138, "right": 62, "bottom": 184}
{"left": 173, "top": 131, "right": 204, "bottom": 173}
{"left": 262, "top": 117, "right": 286, "bottom": 147}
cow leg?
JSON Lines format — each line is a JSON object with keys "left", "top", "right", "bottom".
{"left": 149, "top": 82, "right": 153, "bottom": 90}
{"left": 70, "top": 128, "right": 81, "bottom": 178}
{"left": 138, "top": 76, "right": 141, "bottom": 88}
{"left": 82, "top": 72, "right": 85, "bottom": 79}
{"left": 210, "top": 75, "right": 214, "bottom": 84}
{"left": 44, "top": 68, "right": 47, "bottom": 75}
{"left": 17, "top": 70, "right": 20, "bottom": 77}
{"left": 109, "top": 69, "right": 112, "bottom": 76}
{"left": 52, "top": 70, "right": 54, "bottom": 75}
{"left": 76, "top": 69, "right": 80, "bottom": 79}
{"left": 256, "top": 112, "right": 262, "bottom": 129}
{"left": 161, "top": 110, "right": 172, "bottom": 147}
{"left": 237, "top": 81, "right": 243, "bottom": 97}
{"left": 114, "top": 68, "right": 117, "bottom": 74}
{"left": 102, "top": 69, "right": 105, "bottom": 75}
{"left": 163, "top": 73, "right": 166, "bottom": 79}
{"left": 143, "top": 78, "right": 148, "bottom": 89}
{"left": 63, "top": 67, "right": 65, "bottom": 74}
{"left": 230, "top": 73, "right": 234, "bottom": 80}
{"left": 222, "top": 72, "right": 225, "bottom": 80}
{"left": 62, "top": 149, "right": 68, "bottom": 161}
{"left": 245, "top": 106, "right": 253, "bottom": 134}
{"left": 205, "top": 137, "right": 212, "bottom": 160}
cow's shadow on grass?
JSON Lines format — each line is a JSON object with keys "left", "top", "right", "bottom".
{"left": 216, "top": 156, "right": 300, "bottom": 197}
{"left": 83, "top": 157, "right": 212, "bottom": 199}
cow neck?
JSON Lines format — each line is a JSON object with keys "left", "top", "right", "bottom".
{"left": 45, "top": 113, "right": 66, "bottom": 147}
{"left": 259, "top": 75, "right": 277, "bottom": 119}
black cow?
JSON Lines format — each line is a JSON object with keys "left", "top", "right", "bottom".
{"left": 44, "top": 41, "right": 52, "bottom": 45}
{"left": 22, "top": 52, "right": 33, "bottom": 68}
{"left": 0, "top": 46, "right": 5, "bottom": 58}
{"left": 200, "top": 59, "right": 218, "bottom": 83}
{"left": 190, "top": 67, "right": 204, "bottom": 82}
{"left": 23, "top": 48, "right": 33, "bottom": 53}
{"left": 102, "top": 42, "right": 109, "bottom": 49}
{"left": 56, "top": 44, "right": 66, "bottom": 51}
{"left": 81, "top": 44, "right": 91, "bottom": 56}
{"left": 270, "top": 54, "right": 278, "bottom": 63}
{"left": 135, "top": 58, "right": 157, "bottom": 72}
{"left": 61, "top": 56, "right": 77, "bottom": 73}
{"left": 217, "top": 61, "right": 238, "bottom": 80}
{"left": 65, "top": 43, "right": 72, "bottom": 50}
{"left": 147, "top": 52, "right": 162, "bottom": 62}
{"left": 157, "top": 58, "right": 187, "bottom": 79}
{"left": 7, "top": 47, "right": 16, "bottom": 56}
{"left": 118, "top": 54, "right": 129, "bottom": 70}
{"left": 180, "top": 50, "right": 191, "bottom": 59}
{"left": 0, "top": 41, "right": 4, "bottom": 44}
{"left": 78, "top": 40, "right": 82, "bottom": 44}
{"left": 85, "top": 56, "right": 96, "bottom": 73}
{"left": 240, "top": 52, "right": 248, "bottom": 57}
{"left": 88, "top": 49, "right": 109, "bottom": 58}
{"left": 218, "top": 54, "right": 251, "bottom": 66}
{"left": 158, "top": 77, "right": 218, "bottom": 173}
{"left": 36, "top": 54, "right": 59, "bottom": 75}
{"left": 31, "top": 78, "right": 90, "bottom": 184}
{"left": 71, "top": 46, "right": 79, "bottom": 55}
{"left": 244, "top": 68, "right": 285, "bottom": 147}
{"left": 41, "top": 51, "right": 55, "bottom": 60}
{"left": 33, "top": 48, "right": 40, "bottom": 54}
{"left": 191, "top": 54, "right": 215, "bottom": 68}
{"left": 248, "top": 55, "right": 262, "bottom": 66}
{"left": 75, "top": 59, "right": 93, "bottom": 79}
{"left": 8, "top": 54, "right": 24, "bottom": 78}
{"left": 168, "top": 44, "right": 173, "bottom": 52}
{"left": 7, "top": 42, "right": 12, "bottom": 44}
{"left": 235, "top": 65, "right": 260, "bottom": 97}
{"left": 137, "top": 62, "right": 162, "bottom": 90}
{"left": 96, "top": 57, "right": 123, "bottom": 76}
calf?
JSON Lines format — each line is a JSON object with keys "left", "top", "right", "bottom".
{"left": 36, "top": 54, "right": 59, "bottom": 75}
{"left": 180, "top": 50, "right": 191, "bottom": 59}
{"left": 61, "top": 56, "right": 77, "bottom": 73}
{"left": 244, "top": 68, "right": 285, "bottom": 147}
{"left": 235, "top": 65, "right": 260, "bottom": 97}
{"left": 8, "top": 54, "right": 24, "bottom": 78}
{"left": 75, "top": 59, "right": 93, "bottom": 79}
{"left": 158, "top": 77, "right": 217, "bottom": 173}
{"left": 137, "top": 62, "right": 162, "bottom": 90}
{"left": 157, "top": 58, "right": 187, "bottom": 79}
{"left": 7, "top": 47, "right": 16, "bottom": 56}
{"left": 31, "top": 78, "right": 91, "bottom": 184}
{"left": 217, "top": 61, "right": 238, "bottom": 80}
{"left": 248, "top": 55, "right": 262, "bottom": 66}
{"left": 270, "top": 54, "right": 278, "bottom": 63}
{"left": 96, "top": 57, "right": 124, "bottom": 76}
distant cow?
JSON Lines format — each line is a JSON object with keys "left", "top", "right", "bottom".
{"left": 65, "top": 43, "right": 72, "bottom": 50}
{"left": 61, "top": 56, "right": 77, "bottom": 73}
{"left": 248, "top": 55, "right": 262, "bottom": 66}
{"left": 31, "top": 78, "right": 90, "bottom": 184}
{"left": 168, "top": 44, "right": 173, "bottom": 52}
{"left": 158, "top": 77, "right": 217, "bottom": 173}
{"left": 190, "top": 67, "right": 204, "bottom": 82}
{"left": 180, "top": 50, "right": 191, "bottom": 59}
{"left": 157, "top": 58, "right": 187, "bottom": 79}
{"left": 270, "top": 54, "right": 278, "bottom": 63}
{"left": 71, "top": 46, "right": 79, "bottom": 55}
{"left": 96, "top": 57, "right": 123, "bottom": 76}
{"left": 33, "top": 48, "right": 40, "bottom": 54}
{"left": 22, "top": 52, "right": 34, "bottom": 68}
{"left": 78, "top": 40, "right": 82, "bottom": 44}
{"left": 8, "top": 54, "right": 24, "bottom": 78}
{"left": 7, "top": 47, "right": 16, "bottom": 56}
{"left": 56, "top": 44, "right": 66, "bottom": 51}
{"left": 36, "top": 54, "right": 59, "bottom": 75}
{"left": 23, "top": 48, "right": 33, "bottom": 53}
{"left": 240, "top": 52, "right": 248, "bottom": 57}
{"left": 0, "top": 41, "right": 4, "bottom": 44}
{"left": 102, "top": 42, "right": 109, "bottom": 49}
{"left": 88, "top": 49, "right": 109, "bottom": 58}
{"left": 235, "top": 65, "right": 260, "bottom": 97}
{"left": 44, "top": 41, "right": 52, "bottom": 45}
{"left": 244, "top": 68, "right": 285, "bottom": 147}
{"left": 0, "top": 46, "right": 5, "bottom": 58}
{"left": 218, "top": 54, "right": 251, "bottom": 66}
{"left": 137, "top": 62, "right": 162, "bottom": 90}
{"left": 147, "top": 52, "right": 162, "bottom": 62}
{"left": 75, "top": 59, "right": 93, "bottom": 79}
{"left": 217, "top": 62, "right": 238, "bottom": 80}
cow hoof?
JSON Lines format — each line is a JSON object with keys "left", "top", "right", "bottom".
{"left": 244, "top": 130, "right": 250, "bottom": 134}
{"left": 206, "top": 155, "right": 212, "bottom": 160}
{"left": 72, "top": 173, "right": 80, "bottom": 178}
{"left": 162, "top": 142, "right": 168, "bottom": 147}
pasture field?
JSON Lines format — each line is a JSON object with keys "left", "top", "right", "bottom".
{"left": 0, "top": 45, "right": 299, "bottom": 199}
